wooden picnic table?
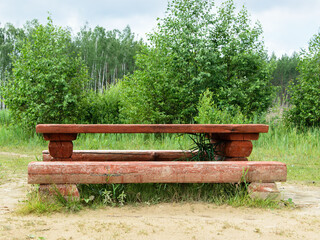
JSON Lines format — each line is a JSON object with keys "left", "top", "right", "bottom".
{"left": 28, "top": 124, "right": 286, "bottom": 199}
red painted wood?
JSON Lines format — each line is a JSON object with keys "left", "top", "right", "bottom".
{"left": 218, "top": 141, "right": 253, "bottom": 158}
{"left": 248, "top": 183, "right": 279, "bottom": 193}
{"left": 222, "top": 157, "right": 248, "bottom": 161}
{"left": 248, "top": 183, "right": 280, "bottom": 200}
{"left": 48, "top": 141, "right": 73, "bottom": 158}
{"left": 43, "top": 133, "right": 77, "bottom": 141}
{"left": 210, "top": 133, "right": 259, "bottom": 141}
{"left": 39, "top": 184, "right": 79, "bottom": 199}
{"left": 42, "top": 150, "right": 194, "bottom": 161}
{"left": 28, "top": 161, "right": 287, "bottom": 184}
{"left": 36, "top": 124, "right": 269, "bottom": 134}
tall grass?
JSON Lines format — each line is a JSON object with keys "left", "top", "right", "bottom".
{"left": 75, "top": 133, "right": 192, "bottom": 150}
{"left": 0, "top": 109, "right": 10, "bottom": 125}
{"left": 252, "top": 123, "right": 320, "bottom": 182}
{"left": 0, "top": 125, "right": 46, "bottom": 154}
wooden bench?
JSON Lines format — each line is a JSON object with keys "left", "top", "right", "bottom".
{"left": 28, "top": 124, "right": 287, "bottom": 199}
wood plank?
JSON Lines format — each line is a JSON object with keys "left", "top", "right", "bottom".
{"left": 210, "top": 133, "right": 259, "bottom": 140}
{"left": 28, "top": 161, "right": 286, "bottom": 184}
{"left": 219, "top": 141, "right": 253, "bottom": 158}
{"left": 42, "top": 150, "right": 194, "bottom": 161}
{"left": 36, "top": 124, "right": 269, "bottom": 134}
{"left": 43, "top": 133, "right": 77, "bottom": 141}
{"left": 48, "top": 141, "right": 73, "bottom": 158}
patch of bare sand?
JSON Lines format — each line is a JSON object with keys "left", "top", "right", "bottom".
{"left": 0, "top": 178, "right": 319, "bottom": 240}
{"left": 0, "top": 152, "right": 32, "bottom": 158}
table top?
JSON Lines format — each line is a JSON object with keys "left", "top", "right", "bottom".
{"left": 36, "top": 124, "right": 269, "bottom": 134}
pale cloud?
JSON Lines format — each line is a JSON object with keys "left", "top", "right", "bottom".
{"left": 1, "top": 0, "right": 320, "bottom": 57}
{"left": 0, "top": 0, "right": 167, "bottom": 39}
{"left": 240, "top": 0, "right": 320, "bottom": 56}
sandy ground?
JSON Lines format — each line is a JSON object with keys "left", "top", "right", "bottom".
{"left": 0, "top": 165, "right": 320, "bottom": 239}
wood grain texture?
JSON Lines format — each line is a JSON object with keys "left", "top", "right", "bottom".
{"left": 39, "top": 184, "right": 79, "bottom": 198}
{"left": 43, "top": 133, "right": 77, "bottom": 141}
{"left": 48, "top": 141, "right": 73, "bottom": 158}
{"left": 42, "top": 150, "right": 194, "bottom": 162}
{"left": 36, "top": 124, "right": 269, "bottom": 134}
{"left": 28, "top": 161, "right": 287, "bottom": 184}
{"left": 248, "top": 183, "right": 280, "bottom": 200}
{"left": 218, "top": 141, "right": 253, "bottom": 158}
{"left": 210, "top": 133, "right": 259, "bottom": 141}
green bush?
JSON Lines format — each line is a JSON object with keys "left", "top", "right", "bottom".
{"left": 195, "top": 89, "right": 249, "bottom": 124}
{"left": 1, "top": 17, "right": 88, "bottom": 129}
{"left": 120, "top": 0, "right": 275, "bottom": 123}
{"left": 285, "top": 32, "right": 320, "bottom": 127}
{"left": 82, "top": 83, "right": 122, "bottom": 124}
{"left": 119, "top": 46, "right": 188, "bottom": 123}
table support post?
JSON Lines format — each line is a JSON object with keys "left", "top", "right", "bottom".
{"left": 39, "top": 184, "right": 80, "bottom": 200}
{"left": 248, "top": 182, "right": 280, "bottom": 200}
{"left": 43, "top": 133, "right": 77, "bottom": 160}
{"left": 209, "top": 133, "right": 258, "bottom": 161}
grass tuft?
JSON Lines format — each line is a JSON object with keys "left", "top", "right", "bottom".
{"left": 17, "top": 182, "right": 284, "bottom": 213}
{"left": 17, "top": 187, "right": 64, "bottom": 214}
{"left": 17, "top": 185, "right": 82, "bottom": 214}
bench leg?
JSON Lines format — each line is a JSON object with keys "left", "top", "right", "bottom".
{"left": 39, "top": 184, "right": 80, "bottom": 201}
{"left": 209, "top": 134, "right": 258, "bottom": 161}
{"left": 247, "top": 182, "right": 280, "bottom": 200}
{"left": 43, "top": 133, "right": 77, "bottom": 159}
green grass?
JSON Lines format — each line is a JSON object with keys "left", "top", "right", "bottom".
{"left": 251, "top": 124, "right": 320, "bottom": 183}
{"left": 0, "top": 154, "right": 32, "bottom": 184}
{"left": 19, "top": 182, "right": 282, "bottom": 214}
{"left": 0, "top": 109, "right": 11, "bottom": 125}
{"left": 75, "top": 132, "right": 192, "bottom": 150}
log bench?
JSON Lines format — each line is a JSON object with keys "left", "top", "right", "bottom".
{"left": 28, "top": 124, "right": 287, "bottom": 199}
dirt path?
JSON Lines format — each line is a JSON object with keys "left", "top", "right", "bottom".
{"left": 0, "top": 175, "right": 319, "bottom": 239}
{"left": 0, "top": 152, "right": 33, "bottom": 158}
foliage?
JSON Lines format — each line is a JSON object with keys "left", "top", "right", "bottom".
{"left": 0, "top": 109, "right": 10, "bottom": 125}
{"left": 285, "top": 33, "right": 320, "bottom": 127}
{"left": 82, "top": 82, "right": 122, "bottom": 124}
{"left": 119, "top": 46, "right": 187, "bottom": 123}
{"left": 121, "top": 0, "right": 275, "bottom": 123}
{"left": 0, "top": 22, "right": 28, "bottom": 109}
{"left": 77, "top": 182, "right": 281, "bottom": 209}
{"left": 1, "top": 17, "right": 89, "bottom": 129}
{"left": 195, "top": 89, "right": 249, "bottom": 124}
{"left": 188, "top": 133, "right": 222, "bottom": 161}
{"left": 0, "top": 20, "right": 142, "bottom": 111}
{"left": 74, "top": 25, "right": 142, "bottom": 90}
{"left": 19, "top": 181, "right": 282, "bottom": 213}
{"left": 270, "top": 52, "right": 299, "bottom": 102}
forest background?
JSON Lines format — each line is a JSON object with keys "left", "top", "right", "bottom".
{"left": 0, "top": 0, "right": 318, "bottom": 129}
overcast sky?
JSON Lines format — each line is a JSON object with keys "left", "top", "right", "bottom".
{"left": 0, "top": 0, "right": 319, "bottom": 57}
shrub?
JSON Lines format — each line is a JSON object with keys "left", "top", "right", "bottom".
{"left": 120, "top": 0, "right": 275, "bottom": 123}
{"left": 285, "top": 32, "right": 320, "bottom": 127}
{"left": 195, "top": 89, "right": 249, "bottom": 124}
{"left": 82, "top": 83, "right": 122, "bottom": 124}
{"left": 1, "top": 17, "right": 88, "bottom": 129}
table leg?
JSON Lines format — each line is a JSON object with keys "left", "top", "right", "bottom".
{"left": 39, "top": 184, "right": 80, "bottom": 200}
{"left": 248, "top": 182, "right": 280, "bottom": 200}
{"left": 210, "top": 133, "right": 258, "bottom": 161}
{"left": 43, "top": 133, "right": 77, "bottom": 159}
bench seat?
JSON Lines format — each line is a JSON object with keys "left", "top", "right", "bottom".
{"left": 28, "top": 161, "right": 286, "bottom": 184}
{"left": 31, "top": 124, "right": 286, "bottom": 200}
{"left": 42, "top": 150, "right": 194, "bottom": 161}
